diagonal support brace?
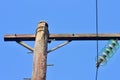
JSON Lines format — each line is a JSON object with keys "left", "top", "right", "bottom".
{"left": 16, "top": 40, "right": 71, "bottom": 54}
{"left": 47, "top": 40, "right": 71, "bottom": 53}
{"left": 16, "top": 41, "right": 34, "bottom": 52}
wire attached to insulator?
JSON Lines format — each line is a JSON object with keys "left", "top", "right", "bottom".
{"left": 95, "top": 0, "right": 99, "bottom": 80}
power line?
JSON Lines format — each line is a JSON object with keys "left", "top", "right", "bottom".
{"left": 95, "top": 0, "right": 99, "bottom": 80}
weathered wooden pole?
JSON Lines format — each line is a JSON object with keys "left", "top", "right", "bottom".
{"left": 31, "top": 21, "right": 49, "bottom": 80}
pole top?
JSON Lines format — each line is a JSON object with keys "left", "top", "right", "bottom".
{"left": 38, "top": 21, "right": 48, "bottom": 27}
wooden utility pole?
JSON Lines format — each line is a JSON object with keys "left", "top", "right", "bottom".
{"left": 31, "top": 21, "right": 48, "bottom": 80}
{"left": 4, "top": 21, "right": 120, "bottom": 80}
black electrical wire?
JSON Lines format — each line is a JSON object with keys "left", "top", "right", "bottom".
{"left": 95, "top": 0, "right": 99, "bottom": 80}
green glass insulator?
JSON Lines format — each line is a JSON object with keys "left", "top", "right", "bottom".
{"left": 96, "top": 39, "right": 119, "bottom": 67}
{"left": 98, "top": 55, "right": 107, "bottom": 66}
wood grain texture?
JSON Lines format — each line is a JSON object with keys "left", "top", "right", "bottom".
{"left": 31, "top": 21, "right": 48, "bottom": 80}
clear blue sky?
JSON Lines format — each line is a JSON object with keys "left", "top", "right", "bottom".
{"left": 1, "top": 0, "right": 120, "bottom": 80}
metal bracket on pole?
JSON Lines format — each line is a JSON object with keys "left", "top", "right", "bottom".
{"left": 16, "top": 41, "right": 34, "bottom": 52}
{"left": 47, "top": 64, "right": 54, "bottom": 66}
{"left": 47, "top": 40, "right": 71, "bottom": 53}
{"left": 23, "top": 78, "right": 31, "bottom": 80}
